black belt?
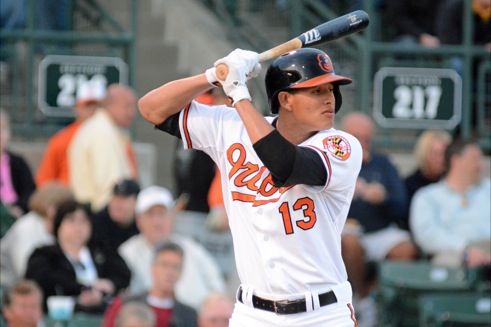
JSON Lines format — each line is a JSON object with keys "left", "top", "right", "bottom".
{"left": 237, "top": 287, "right": 337, "bottom": 315}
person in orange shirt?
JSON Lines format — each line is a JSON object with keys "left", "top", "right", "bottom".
{"left": 206, "top": 166, "right": 228, "bottom": 232}
{"left": 36, "top": 80, "right": 106, "bottom": 187}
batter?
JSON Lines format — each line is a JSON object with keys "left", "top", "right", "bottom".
{"left": 139, "top": 48, "right": 362, "bottom": 326}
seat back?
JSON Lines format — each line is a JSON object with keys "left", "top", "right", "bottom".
{"left": 377, "top": 261, "right": 480, "bottom": 327}
{"left": 419, "top": 292, "right": 491, "bottom": 327}
{"left": 43, "top": 313, "right": 104, "bottom": 327}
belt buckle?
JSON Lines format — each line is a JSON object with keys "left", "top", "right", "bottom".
{"left": 273, "top": 299, "right": 289, "bottom": 315}
{"left": 274, "top": 298, "right": 304, "bottom": 315}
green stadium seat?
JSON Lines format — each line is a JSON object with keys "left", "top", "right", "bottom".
{"left": 377, "top": 261, "right": 482, "bottom": 327}
{"left": 43, "top": 313, "right": 104, "bottom": 327}
{"left": 419, "top": 292, "right": 491, "bottom": 327}
{"left": 69, "top": 313, "right": 104, "bottom": 327}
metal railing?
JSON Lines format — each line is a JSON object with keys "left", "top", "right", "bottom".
{"left": 361, "top": 0, "right": 490, "bottom": 150}
{"left": 0, "top": 0, "right": 137, "bottom": 139}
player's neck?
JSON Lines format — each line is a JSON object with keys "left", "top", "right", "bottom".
{"left": 276, "top": 117, "right": 316, "bottom": 145}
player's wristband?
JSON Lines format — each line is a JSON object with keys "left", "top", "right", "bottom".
{"left": 205, "top": 67, "right": 221, "bottom": 87}
{"left": 226, "top": 84, "right": 251, "bottom": 106}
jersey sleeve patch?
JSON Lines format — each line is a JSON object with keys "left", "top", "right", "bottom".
{"left": 323, "top": 135, "right": 351, "bottom": 161}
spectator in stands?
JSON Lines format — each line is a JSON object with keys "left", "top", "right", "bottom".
{"left": 104, "top": 241, "right": 197, "bottom": 327}
{"left": 0, "top": 0, "right": 25, "bottom": 32}
{"left": 206, "top": 167, "right": 229, "bottom": 233}
{"left": 410, "top": 139, "right": 490, "bottom": 268}
{"left": 204, "top": 167, "right": 237, "bottom": 283}
{"left": 437, "top": 0, "right": 491, "bottom": 50}
{"left": 0, "top": 108, "right": 36, "bottom": 219}
{"left": 0, "top": 182, "right": 73, "bottom": 287}
{"left": 436, "top": 0, "right": 491, "bottom": 84}
{"left": 68, "top": 83, "right": 138, "bottom": 211}
{"left": 385, "top": 0, "right": 445, "bottom": 47}
{"left": 25, "top": 199, "right": 131, "bottom": 314}
{"left": 340, "top": 112, "right": 418, "bottom": 327}
{"left": 318, "top": 0, "right": 385, "bottom": 14}
{"left": 0, "top": 201, "right": 16, "bottom": 238}
{"left": 198, "top": 292, "right": 234, "bottom": 327}
{"left": 92, "top": 179, "right": 140, "bottom": 252}
{"left": 0, "top": 0, "right": 25, "bottom": 81}
{"left": 2, "top": 279, "right": 44, "bottom": 327}
{"left": 35, "top": 0, "right": 72, "bottom": 54}
{"left": 115, "top": 302, "right": 156, "bottom": 327}
{"left": 404, "top": 130, "right": 452, "bottom": 212}
{"left": 36, "top": 80, "right": 106, "bottom": 187}
{"left": 118, "top": 186, "right": 226, "bottom": 311}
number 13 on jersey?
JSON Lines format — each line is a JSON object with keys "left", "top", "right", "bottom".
{"left": 278, "top": 197, "right": 317, "bottom": 235}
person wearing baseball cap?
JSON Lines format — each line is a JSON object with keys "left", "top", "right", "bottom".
{"left": 74, "top": 80, "right": 106, "bottom": 121}
{"left": 36, "top": 80, "right": 106, "bottom": 187}
{"left": 134, "top": 185, "right": 174, "bottom": 217}
{"left": 92, "top": 179, "right": 141, "bottom": 252}
{"left": 119, "top": 185, "right": 226, "bottom": 311}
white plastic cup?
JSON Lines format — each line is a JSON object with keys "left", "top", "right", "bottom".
{"left": 47, "top": 296, "right": 75, "bottom": 321}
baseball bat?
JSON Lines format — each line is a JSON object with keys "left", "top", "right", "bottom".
{"left": 216, "top": 10, "right": 369, "bottom": 81}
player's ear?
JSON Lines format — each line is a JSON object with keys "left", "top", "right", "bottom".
{"left": 277, "top": 91, "right": 294, "bottom": 112}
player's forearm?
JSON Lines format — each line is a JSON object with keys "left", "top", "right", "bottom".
{"left": 139, "top": 74, "right": 212, "bottom": 125}
{"left": 234, "top": 100, "right": 274, "bottom": 144}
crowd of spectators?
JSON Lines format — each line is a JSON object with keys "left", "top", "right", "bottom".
{"left": 118, "top": 185, "right": 226, "bottom": 310}
{"left": 25, "top": 199, "right": 131, "bottom": 314}
{"left": 2, "top": 97, "right": 488, "bottom": 327}
{"left": 0, "top": 81, "right": 236, "bottom": 326}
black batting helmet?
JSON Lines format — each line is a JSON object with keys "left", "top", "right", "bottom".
{"left": 265, "top": 48, "right": 352, "bottom": 114}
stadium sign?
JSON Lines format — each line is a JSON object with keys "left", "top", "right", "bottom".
{"left": 38, "top": 55, "right": 128, "bottom": 117}
{"left": 373, "top": 67, "right": 462, "bottom": 129}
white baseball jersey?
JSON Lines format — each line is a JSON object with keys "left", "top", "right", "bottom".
{"left": 179, "top": 101, "right": 362, "bottom": 296}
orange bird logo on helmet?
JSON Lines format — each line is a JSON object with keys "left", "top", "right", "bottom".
{"left": 317, "top": 54, "right": 333, "bottom": 73}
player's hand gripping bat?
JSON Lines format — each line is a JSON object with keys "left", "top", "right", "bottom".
{"left": 216, "top": 10, "right": 370, "bottom": 81}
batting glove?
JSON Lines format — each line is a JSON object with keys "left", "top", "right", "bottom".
{"left": 213, "top": 49, "right": 261, "bottom": 106}
{"left": 205, "top": 67, "right": 221, "bottom": 87}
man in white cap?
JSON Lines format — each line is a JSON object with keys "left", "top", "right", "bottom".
{"left": 118, "top": 185, "right": 226, "bottom": 311}
{"left": 36, "top": 80, "right": 106, "bottom": 187}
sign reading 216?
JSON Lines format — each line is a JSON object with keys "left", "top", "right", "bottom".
{"left": 38, "top": 55, "right": 128, "bottom": 117}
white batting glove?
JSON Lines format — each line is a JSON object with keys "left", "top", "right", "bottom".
{"left": 247, "top": 61, "right": 262, "bottom": 79}
{"left": 205, "top": 67, "right": 221, "bottom": 87}
{"left": 213, "top": 49, "right": 261, "bottom": 106}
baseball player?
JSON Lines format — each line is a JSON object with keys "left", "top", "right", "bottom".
{"left": 139, "top": 48, "right": 362, "bottom": 326}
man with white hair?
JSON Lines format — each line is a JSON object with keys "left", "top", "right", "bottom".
{"left": 68, "top": 83, "right": 138, "bottom": 211}
{"left": 198, "top": 292, "right": 234, "bottom": 327}
{"left": 118, "top": 185, "right": 226, "bottom": 310}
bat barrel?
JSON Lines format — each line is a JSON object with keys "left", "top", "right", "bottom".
{"left": 298, "top": 10, "right": 369, "bottom": 47}
{"left": 217, "top": 10, "right": 369, "bottom": 81}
